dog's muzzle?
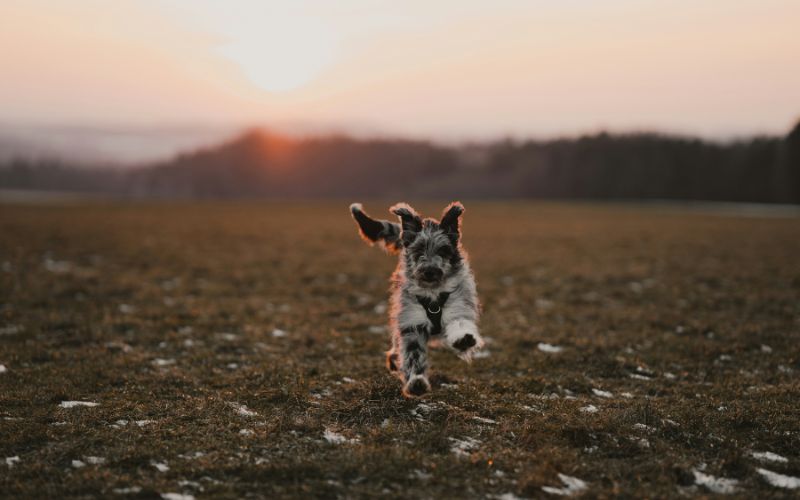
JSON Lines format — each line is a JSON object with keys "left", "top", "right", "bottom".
{"left": 418, "top": 266, "right": 443, "bottom": 286}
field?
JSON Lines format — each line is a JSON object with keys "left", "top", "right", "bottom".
{"left": 1, "top": 201, "right": 799, "bottom": 499}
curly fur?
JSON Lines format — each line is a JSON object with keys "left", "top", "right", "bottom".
{"left": 350, "top": 201, "right": 483, "bottom": 397}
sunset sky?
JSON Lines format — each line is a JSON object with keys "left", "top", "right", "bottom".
{"left": 1, "top": 0, "right": 799, "bottom": 140}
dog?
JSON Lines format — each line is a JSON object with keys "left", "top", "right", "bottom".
{"left": 349, "top": 201, "right": 483, "bottom": 397}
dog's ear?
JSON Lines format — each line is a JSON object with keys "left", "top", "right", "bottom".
{"left": 350, "top": 203, "right": 402, "bottom": 254}
{"left": 390, "top": 202, "right": 422, "bottom": 246}
{"left": 440, "top": 201, "right": 464, "bottom": 240}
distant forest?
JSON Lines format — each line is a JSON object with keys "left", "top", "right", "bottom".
{"left": 2, "top": 121, "right": 799, "bottom": 203}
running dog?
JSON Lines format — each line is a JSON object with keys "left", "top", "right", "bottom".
{"left": 349, "top": 201, "right": 483, "bottom": 397}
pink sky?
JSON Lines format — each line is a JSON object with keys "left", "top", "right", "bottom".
{"left": 1, "top": 0, "right": 799, "bottom": 140}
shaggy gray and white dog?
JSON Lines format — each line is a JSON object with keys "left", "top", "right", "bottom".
{"left": 350, "top": 201, "right": 483, "bottom": 397}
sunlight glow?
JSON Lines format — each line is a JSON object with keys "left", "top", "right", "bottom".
{"left": 215, "top": 15, "right": 336, "bottom": 93}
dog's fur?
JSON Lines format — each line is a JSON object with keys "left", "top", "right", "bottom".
{"left": 350, "top": 201, "right": 483, "bottom": 397}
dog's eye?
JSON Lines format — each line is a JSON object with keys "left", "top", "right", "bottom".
{"left": 437, "top": 247, "right": 452, "bottom": 258}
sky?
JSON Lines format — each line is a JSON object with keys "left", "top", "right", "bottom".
{"left": 1, "top": 0, "right": 799, "bottom": 141}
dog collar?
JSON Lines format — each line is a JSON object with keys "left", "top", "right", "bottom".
{"left": 416, "top": 292, "right": 450, "bottom": 336}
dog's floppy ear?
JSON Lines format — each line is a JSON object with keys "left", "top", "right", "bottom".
{"left": 440, "top": 201, "right": 464, "bottom": 240}
{"left": 350, "top": 203, "right": 401, "bottom": 254}
{"left": 390, "top": 202, "right": 422, "bottom": 246}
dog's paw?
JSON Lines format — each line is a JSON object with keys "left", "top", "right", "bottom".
{"left": 455, "top": 337, "right": 485, "bottom": 362}
{"left": 453, "top": 334, "right": 476, "bottom": 351}
{"left": 443, "top": 319, "right": 484, "bottom": 362}
{"left": 402, "top": 375, "right": 431, "bottom": 398}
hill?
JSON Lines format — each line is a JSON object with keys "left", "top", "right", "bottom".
{"left": 1, "top": 122, "right": 799, "bottom": 203}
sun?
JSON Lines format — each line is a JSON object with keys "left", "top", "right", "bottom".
{"left": 216, "top": 18, "right": 336, "bottom": 93}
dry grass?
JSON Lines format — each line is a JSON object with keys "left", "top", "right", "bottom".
{"left": 1, "top": 201, "right": 799, "bottom": 498}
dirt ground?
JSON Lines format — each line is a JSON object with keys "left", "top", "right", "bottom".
{"left": 1, "top": 201, "right": 798, "bottom": 499}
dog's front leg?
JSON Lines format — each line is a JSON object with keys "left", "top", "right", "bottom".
{"left": 443, "top": 318, "right": 484, "bottom": 362}
{"left": 398, "top": 325, "right": 431, "bottom": 397}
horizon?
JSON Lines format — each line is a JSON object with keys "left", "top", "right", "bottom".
{"left": 2, "top": 0, "right": 799, "bottom": 144}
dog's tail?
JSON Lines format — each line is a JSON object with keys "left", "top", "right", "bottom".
{"left": 350, "top": 203, "right": 402, "bottom": 254}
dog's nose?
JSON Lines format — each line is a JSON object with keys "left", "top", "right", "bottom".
{"left": 421, "top": 267, "right": 443, "bottom": 281}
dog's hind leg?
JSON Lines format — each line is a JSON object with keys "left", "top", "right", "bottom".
{"left": 398, "top": 325, "right": 431, "bottom": 397}
{"left": 386, "top": 333, "right": 402, "bottom": 378}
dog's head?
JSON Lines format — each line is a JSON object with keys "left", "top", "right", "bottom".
{"left": 390, "top": 201, "right": 465, "bottom": 288}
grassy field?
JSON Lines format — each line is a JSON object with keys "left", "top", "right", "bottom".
{"left": 1, "top": 201, "right": 799, "bottom": 499}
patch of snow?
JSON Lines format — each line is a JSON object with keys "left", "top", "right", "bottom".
{"left": 151, "top": 461, "right": 169, "bottom": 472}
{"left": 85, "top": 456, "right": 106, "bottom": 465}
{"left": 161, "top": 494, "right": 195, "bottom": 500}
{"left": 229, "top": 403, "right": 258, "bottom": 417}
{"left": 178, "top": 480, "right": 203, "bottom": 490}
{"left": 537, "top": 343, "right": 563, "bottom": 353}
{"left": 71, "top": 459, "right": 86, "bottom": 468}
{"left": 410, "top": 403, "right": 437, "bottom": 420}
{"left": 760, "top": 344, "right": 773, "bottom": 353}
{"left": 239, "top": 429, "right": 254, "bottom": 436}
{"left": 495, "top": 494, "right": 524, "bottom": 500}
{"left": 183, "top": 339, "right": 195, "bottom": 347}
{"left": 756, "top": 468, "right": 800, "bottom": 489}
{"left": 717, "top": 354, "right": 732, "bottom": 362}
{"left": 118, "top": 304, "right": 135, "bottom": 314}
{"left": 105, "top": 341, "right": 132, "bottom": 353}
{"left": 59, "top": 401, "right": 99, "bottom": 409}
{"left": 592, "top": 389, "right": 613, "bottom": 398}
{"left": 441, "top": 383, "right": 459, "bottom": 389}
{"left": 664, "top": 372, "right": 677, "bottom": 380}
{"left": 542, "top": 473, "right": 588, "bottom": 496}
{"left": 44, "top": 259, "right": 72, "bottom": 273}
{"left": 342, "top": 377, "right": 355, "bottom": 383}
{"left": 135, "top": 420, "right": 154, "bottom": 427}
{"left": 216, "top": 333, "right": 239, "bottom": 341}
{"left": 5, "top": 456, "right": 20, "bottom": 468}
{"left": 633, "top": 423, "right": 655, "bottom": 433}
{"left": 448, "top": 437, "right": 481, "bottom": 457}
{"left": 472, "top": 416, "right": 497, "bottom": 425}
{"left": 580, "top": 405, "right": 599, "bottom": 414}
{"left": 152, "top": 358, "right": 175, "bottom": 367}
{"left": 750, "top": 451, "right": 788, "bottom": 464}
{"left": 621, "top": 392, "right": 634, "bottom": 398}
{"left": 0, "top": 364, "right": 6, "bottom": 373}
{"left": 473, "top": 350, "right": 491, "bottom": 359}
{"left": 51, "top": 421, "right": 67, "bottom": 426}
{"left": 0, "top": 325, "right": 23, "bottom": 336}
{"left": 323, "top": 429, "right": 359, "bottom": 444}
{"left": 373, "top": 303, "right": 387, "bottom": 314}
{"left": 113, "top": 486, "right": 142, "bottom": 494}
{"left": 226, "top": 363, "right": 239, "bottom": 370}
{"left": 410, "top": 469, "right": 433, "bottom": 480}
{"left": 629, "top": 373, "right": 652, "bottom": 381}
{"left": 692, "top": 469, "right": 738, "bottom": 494}
{"left": 271, "top": 329, "right": 287, "bottom": 338}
